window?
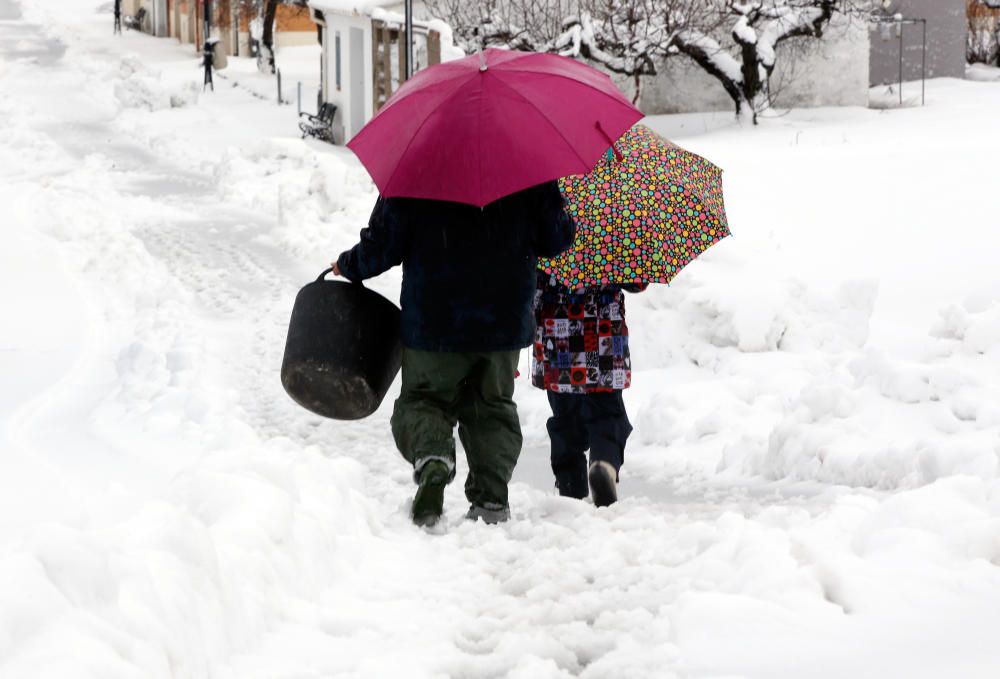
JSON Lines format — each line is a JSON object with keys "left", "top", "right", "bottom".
{"left": 335, "top": 31, "right": 342, "bottom": 91}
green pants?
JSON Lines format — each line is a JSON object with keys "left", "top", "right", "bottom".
{"left": 390, "top": 348, "right": 523, "bottom": 508}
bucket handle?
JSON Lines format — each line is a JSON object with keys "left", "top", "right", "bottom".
{"left": 317, "top": 267, "right": 364, "bottom": 286}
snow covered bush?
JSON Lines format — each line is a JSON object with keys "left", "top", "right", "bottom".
{"left": 114, "top": 55, "right": 200, "bottom": 111}
{"left": 114, "top": 55, "right": 171, "bottom": 111}
{"left": 968, "top": 0, "right": 1000, "bottom": 65}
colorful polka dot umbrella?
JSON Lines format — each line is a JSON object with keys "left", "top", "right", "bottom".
{"left": 540, "top": 124, "right": 730, "bottom": 287}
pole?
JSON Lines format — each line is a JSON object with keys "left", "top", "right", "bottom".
{"left": 404, "top": 0, "right": 413, "bottom": 79}
{"left": 898, "top": 19, "right": 903, "bottom": 107}
{"left": 921, "top": 19, "right": 926, "bottom": 106}
{"left": 277, "top": 68, "right": 283, "bottom": 105}
{"left": 297, "top": 81, "right": 302, "bottom": 114}
{"left": 204, "top": 0, "right": 212, "bottom": 44}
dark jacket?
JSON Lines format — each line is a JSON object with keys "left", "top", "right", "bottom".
{"left": 337, "top": 181, "right": 576, "bottom": 352}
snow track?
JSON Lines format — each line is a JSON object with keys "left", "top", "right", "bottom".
{"left": 2, "top": 2, "right": 1000, "bottom": 677}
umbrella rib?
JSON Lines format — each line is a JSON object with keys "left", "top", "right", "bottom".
{"left": 380, "top": 72, "right": 481, "bottom": 195}
{"left": 489, "top": 75, "right": 592, "bottom": 170}
{"left": 375, "top": 68, "right": 474, "bottom": 116}
{"left": 478, "top": 70, "right": 484, "bottom": 205}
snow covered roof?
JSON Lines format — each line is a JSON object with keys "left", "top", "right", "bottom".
{"left": 308, "top": 0, "right": 399, "bottom": 17}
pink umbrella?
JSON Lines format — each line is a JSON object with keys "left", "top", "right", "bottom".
{"left": 347, "top": 48, "right": 644, "bottom": 208}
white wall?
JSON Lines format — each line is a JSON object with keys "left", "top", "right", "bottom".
{"left": 771, "top": 17, "right": 870, "bottom": 109}
{"left": 387, "top": 1, "right": 430, "bottom": 17}
{"left": 640, "top": 17, "right": 870, "bottom": 115}
{"left": 320, "top": 13, "right": 373, "bottom": 143}
{"left": 276, "top": 31, "right": 318, "bottom": 49}
{"left": 314, "top": 3, "right": 451, "bottom": 143}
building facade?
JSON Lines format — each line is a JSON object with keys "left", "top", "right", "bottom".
{"left": 308, "top": 1, "right": 449, "bottom": 143}
{"left": 142, "top": 0, "right": 317, "bottom": 57}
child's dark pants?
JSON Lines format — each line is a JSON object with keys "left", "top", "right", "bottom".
{"left": 546, "top": 391, "right": 633, "bottom": 499}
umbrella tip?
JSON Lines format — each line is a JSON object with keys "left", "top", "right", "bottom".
{"left": 595, "top": 120, "right": 624, "bottom": 162}
{"left": 479, "top": 48, "right": 487, "bottom": 72}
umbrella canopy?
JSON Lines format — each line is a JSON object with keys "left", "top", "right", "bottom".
{"left": 540, "top": 125, "right": 730, "bottom": 287}
{"left": 347, "top": 48, "right": 643, "bottom": 208}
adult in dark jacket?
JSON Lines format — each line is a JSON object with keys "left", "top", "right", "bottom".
{"left": 334, "top": 180, "right": 575, "bottom": 526}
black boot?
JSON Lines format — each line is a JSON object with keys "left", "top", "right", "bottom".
{"left": 465, "top": 503, "right": 511, "bottom": 524}
{"left": 412, "top": 460, "right": 450, "bottom": 527}
{"left": 555, "top": 467, "right": 589, "bottom": 499}
{"left": 588, "top": 461, "right": 618, "bottom": 508}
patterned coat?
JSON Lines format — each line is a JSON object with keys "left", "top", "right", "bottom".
{"left": 531, "top": 272, "right": 646, "bottom": 393}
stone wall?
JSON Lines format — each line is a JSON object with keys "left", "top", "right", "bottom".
{"left": 870, "top": 0, "right": 967, "bottom": 85}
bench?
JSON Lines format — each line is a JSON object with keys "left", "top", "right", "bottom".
{"left": 123, "top": 6, "right": 146, "bottom": 31}
{"left": 299, "top": 102, "right": 338, "bottom": 144}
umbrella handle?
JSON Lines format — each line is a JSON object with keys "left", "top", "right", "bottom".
{"left": 595, "top": 120, "right": 624, "bottom": 162}
{"left": 316, "top": 267, "right": 364, "bottom": 287}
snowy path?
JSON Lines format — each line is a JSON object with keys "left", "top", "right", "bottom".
{"left": 3, "top": 2, "right": 1000, "bottom": 678}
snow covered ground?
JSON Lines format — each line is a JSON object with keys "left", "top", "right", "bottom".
{"left": 2, "top": 1, "right": 1000, "bottom": 677}
{"left": 221, "top": 44, "right": 323, "bottom": 111}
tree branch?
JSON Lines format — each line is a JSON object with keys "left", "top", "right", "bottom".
{"left": 674, "top": 29, "right": 745, "bottom": 109}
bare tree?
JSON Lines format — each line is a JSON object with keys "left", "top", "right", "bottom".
{"left": 259, "top": 0, "right": 279, "bottom": 74}
{"left": 557, "top": 1, "right": 725, "bottom": 103}
{"left": 674, "top": 0, "right": 871, "bottom": 122}
{"left": 426, "top": 0, "right": 722, "bottom": 104}
{"left": 427, "top": 0, "right": 869, "bottom": 120}
{"left": 426, "top": 0, "right": 574, "bottom": 52}
{"left": 257, "top": 0, "right": 308, "bottom": 74}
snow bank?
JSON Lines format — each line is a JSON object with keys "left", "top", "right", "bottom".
{"left": 2, "top": 169, "right": 380, "bottom": 678}
{"left": 212, "top": 139, "right": 378, "bottom": 264}
{"left": 626, "top": 258, "right": 1000, "bottom": 490}
{"left": 4, "top": 0, "right": 1000, "bottom": 676}
{"left": 967, "top": 63, "right": 1000, "bottom": 82}
{"left": 114, "top": 55, "right": 200, "bottom": 110}
{"left": 0, "top": 8, "right": 386, "bottom": 677}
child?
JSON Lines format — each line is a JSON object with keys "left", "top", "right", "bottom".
{"left": 532, "top": 271, "right": 646, "bottom": 507}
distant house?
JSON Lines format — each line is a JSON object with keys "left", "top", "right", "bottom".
{"left": 270, "top": 3, "right": 319, "bottom": 49}
{"left": 164, "top": 0, "right": 197, "bottom": 45}
{"left": 120, "top": 0, "right": 221, "bottom": 50}
{"left": 122, "top": 0, "right": 205, "bottom": 45}
{"left": 121, "top": 0, "right": 318, "bottom": 57}
{"left": 121, "top": 0, "right": 168, "bottom": 36}
{"left": 870, "top": 0, "right": 967, "bottom": 86}
{"left": 307, "top": 1, "right": 458, "bottom": 143}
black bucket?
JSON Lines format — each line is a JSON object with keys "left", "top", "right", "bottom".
{"left": 281, "top": 269, "right": 402, "bottom": 420}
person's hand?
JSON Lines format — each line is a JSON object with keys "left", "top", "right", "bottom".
{"left": 331, "top": 261, "right": 342, "bottom": 277}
